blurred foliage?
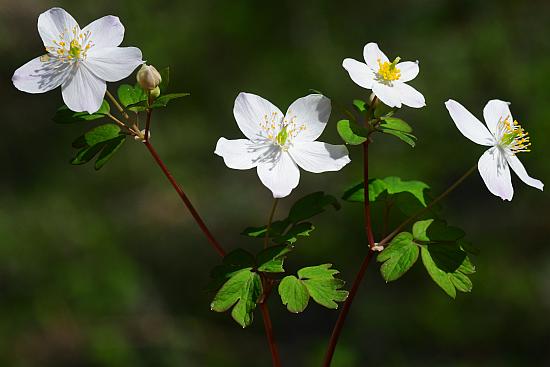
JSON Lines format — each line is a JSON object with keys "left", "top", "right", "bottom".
{"left": 1, "top": 0, "right": 549, "bottom": 366}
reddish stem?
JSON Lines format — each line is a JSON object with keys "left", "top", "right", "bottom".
{"left": 260, "top": 302, "right": 282, "bottom": 367}
{"left": 143, "top": 141, "right": 226, "bottom": 257}
{"left": 323, "top": 140, "right": 376, "bottom": 367}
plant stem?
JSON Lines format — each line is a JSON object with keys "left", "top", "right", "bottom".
{"left": 105, "top": 90, "right": 130, "bottom": 120}
{"left": 376, "top": 164, "right": 477, "bottom": 248}
{"left": 323, "top": 139, "right": 376, "bottom": 367}
{"left": 143, "top": 141, "right": 226, "bottom": 257}
{"left": 264, "top": 198, "right": 279, "bottom": 248}
{"left": 260, "top": 302, "right": 282, "bottom": 367}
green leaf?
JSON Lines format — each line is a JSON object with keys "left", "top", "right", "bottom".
{"left": 53, "top": 100, "right": 110, "bottom": 124}
{"left": 117, "top": 84, "right": 148, "bottom": 112}
{"left": 377, "top": 232, "right": 419, "bottom": 282}
{"left": 412, "top": 219, "right": 465, "bottom": 242}
{"left": 275, "top": 222, "right": 315, "bottom": 244}
{"left": 278, "top": 264, "right": 348, "bottom": 313}
{"left": 94, "top": 136, "right": 126, "bottom": 170}
{"left": 210, "top": 249, "right": 256, "bottom": 281}
{"left": 343, "top": 177, "right": 429, "bottom": 206}
{"left": 84, "top": 124, "right": 121, "bottom": 146}
{"left": 337, "top": 119, "right": 368, "bottom": 145}
{"left": 288, "top": 192, "right": 340, "bottom": 222}
{"left": 71, "top": 143, "right": 106, "bottom": 165}
{"left": 279, "top": 276, "right": 309, "bottom": 313}
{"left": 379, "top": 117, "right": 413, "bottom": 133}
{"left": 210, "top": 268, "right": 262, "bottom": 328}
{"left": 352, "top": 99, "right": 367, "bottom": 113}
{"left": 380, "top": 129, "right": 417, "bottom": 147}
{"left": 151, "top": 93, "right": 189, "bottom": 108}
{"left": 256, "top": 245, "right": 291, "bottom": 273}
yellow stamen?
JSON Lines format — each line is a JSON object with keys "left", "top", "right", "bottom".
{"left": 377, "top": 57, "right": 401, "bottom": 81}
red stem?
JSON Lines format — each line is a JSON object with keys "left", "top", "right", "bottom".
{"left": 260, "top": 302, "right": 282, "bottom": 367}
{"left": 323, "top": 140, "right": 376, "bottom": 367}
{"left": 143, "top": 141, "right": 226, "bottom": 257}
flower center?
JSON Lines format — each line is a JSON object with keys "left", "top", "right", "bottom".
{"left": 259, "top": 111, "right": 306, "bottom": 150}
{"left": 377, "top": 57, "right": 401, "bottom": 82}
{"left": 44, "top": 26, "right": 94, "bottom": 63}
{"left": 497, "top": 116, "right": 531, "bottom": 154}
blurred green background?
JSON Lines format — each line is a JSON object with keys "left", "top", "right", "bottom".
{"left": 1, "top": 0, "right": 549, "bottom": 366}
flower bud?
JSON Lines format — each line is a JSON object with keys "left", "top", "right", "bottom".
{"left": 150, "top": 86, "right": 161, "bottom": 99}
{"left": 137, "top": 64, "right": 162, "bottom": 91}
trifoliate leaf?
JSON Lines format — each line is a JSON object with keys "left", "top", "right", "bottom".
{"left": 210, "top": 268, "right": 262, "bottom": 328}
{"left": 278, "top": 264, "right": 348, "bottom": 313}
{"left": 377, "top": 232, "right": 419, "bottom": 282}
{"left": 71, "top": 124, "right": 126, "bottom": 169}
{"left": 343, "top": 177, "right": 429, "bottom": 206}
{"left": 379, "top": 117, "right": 413, "bottom": 133}
{"left": 337, "top": 119, "right": 368, "bottom": 145}
{"left": 94, "top": 136, "right": 126, "bottom": 170}
{"left": 53, "top": 100, "right": 110, "bottom": 124}
{"left": 84, "top": 124, "right": 121, "bottom": 146}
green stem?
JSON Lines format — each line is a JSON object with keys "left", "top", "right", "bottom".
{"left": 105, "top": 90, "right": 130, "bottom": 120}
{"left": 264, "top": 198, "right": 279, "bottom": 248}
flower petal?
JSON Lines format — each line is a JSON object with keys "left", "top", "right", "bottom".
{"left": 86, "top": 47, "right": 143, "bottom": 82}
{"left": 396, "top": 61, "right": 419, "bottom": 82}
{"left": 286, "top": 94, "right": 331, "bottom": 142}
{"left": 363, "top": 42, "right": 389, "bottom": 70}
{"left": 257, "top": 151, "right": 300, "bottom": 198}
{"left": 342, "top": 58, "right": 374, "bottom": 89}
{"left": 505, "top": 154, "right": 544, "bottom": 191}
{"left": 81, "top": 15, "right": 125, "bottom": 48}
{"left": 38, "top": 8, "right": 79, "bottom": 48}
{"left": 61, "top": 65, "right": 106, "bottom": 113}
{"left": 483, "top": 99, "right": 512, "bottom": 136}
{"left": 478, "top": 147, "right": 513, "bottom": 201}
{"left": 394, "top": 82, "right": 425, "bottom": 108}
{"left": 234, "top": 92, "right": 283, "bottom": 142}
{"left": 12, "top": 55, "right": 71, "bottom": 93}
{"left": 445, "top": 99, "right": 495, "bottom": 146}
{"left": 214, "top": 138, "right": 271, "bottom": 170}
{"left": 372, "top": 82, "right": 401, "bottom": 108}
{"left": 289, "top": 141, "right": 350, "bottom": 173}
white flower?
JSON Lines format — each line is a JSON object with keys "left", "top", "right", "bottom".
{"left": 342, "top": 42, "right": 425, "bottom": 109}
{"left": 12, "top": 7, "right": 143, "bottom": 114}
{"left": 215, "top": 93, "right": 351, "bottom": 198}
{"left": 445, "top": 99, "right": 544, "bottom": 200}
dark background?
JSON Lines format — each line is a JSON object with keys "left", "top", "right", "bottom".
{"left": 1, "top": 0, "right": 549, "bottom": 366}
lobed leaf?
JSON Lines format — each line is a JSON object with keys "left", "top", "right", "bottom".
{"left": 377, "top": 232, "right": 419, "bottom": 282}
{"left": 343, "top": 177, "right": 429, "bottom": 206}
{"left": 337, "top": 119, "right": 368, "bottom": 145}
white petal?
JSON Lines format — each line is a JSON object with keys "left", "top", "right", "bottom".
{"left": 234, "top": 92, "right": 283, "bottom": 142}
{"left": 444, "top": 99, "right": 495, "bottom": 146}
{"left": 478, "top": 147, "right": 513, "bottom": 201}
{"left": 505, "top": 154, "right": 544, "bottom": 191}
{"left": 289, "top": 141, "right": 350, "bottom": 173}
{"left": 12, "top": 55, "right": 71, "bottom": 93}
{"left": 61, "top": 65, "right": 106, "bottom": 113}
{"left": 286, "top": 94, "right": 331, "bottom": 142}
{"left": 483, "top": 99, "right": 512, "bottom": 136}
{"left": 214, "top": 138, "right": 271, "bottom": 170}
{"left": 86, "top": 47, "right": 143, "bottom": 82}
{"left": 396, "top": 61, "right": 419, "bottom": 82}
{"left": 372, "top": 82, "right": 401, "bottom": 108}
{"left": 257, "top": 152, "right": 300, "bottom": 198}
{"left": 363, "top": 42, "right": 389, "bottom": 70}
{"left": 394, "top": 82, "right": 425, "bottom": 108}
{"left": 81, "top": 15, "right": 125, "bottom": 48}
{"left": 342, "top": 58, "right": 374, "bottom": 89}
{"left": 38, "top": 8, "right": 79, "bottom": 48}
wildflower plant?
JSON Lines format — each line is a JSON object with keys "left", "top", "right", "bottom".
{"left": 12, "top": 7, "right": 544, "bottom": 367}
